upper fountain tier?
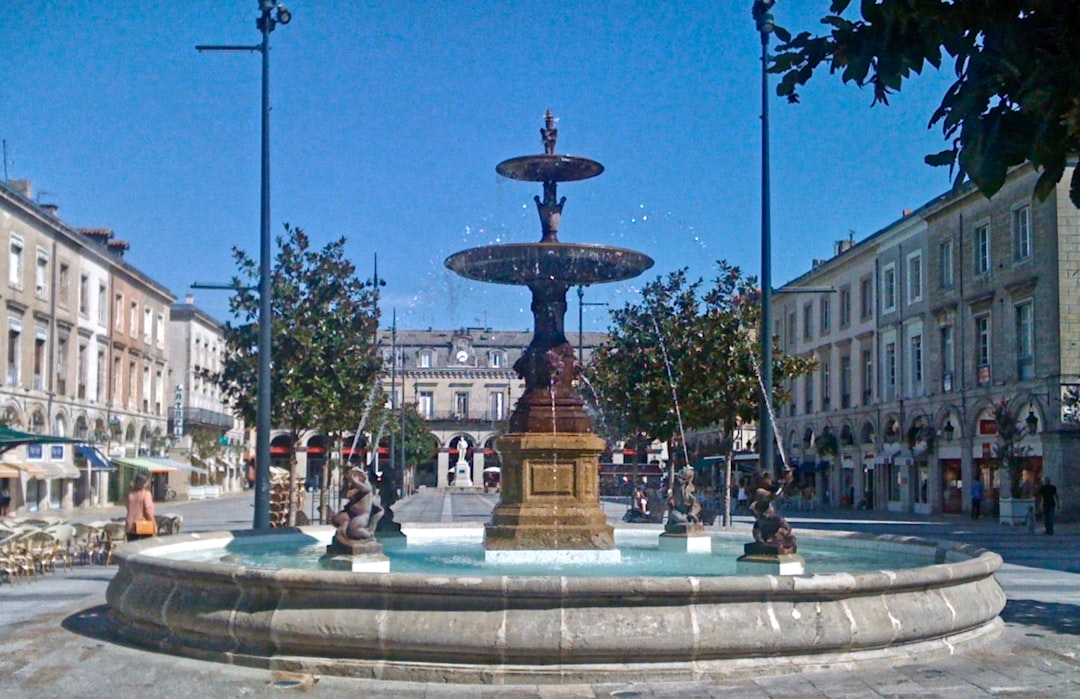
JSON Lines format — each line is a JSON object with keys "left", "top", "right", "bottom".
{"left": 445, "top": 109, "right": 653, "bottom": 286}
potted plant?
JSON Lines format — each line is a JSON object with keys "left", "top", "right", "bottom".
{"left": 991, "top": 399, "right": 1033, "bottom": 525}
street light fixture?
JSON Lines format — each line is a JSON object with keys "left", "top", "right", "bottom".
{"left": 196, "top": 1, "right": 291, "bottom": 529}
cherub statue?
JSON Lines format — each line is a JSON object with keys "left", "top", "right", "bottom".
{"left": 748, "top": 469, "right": 798, "bottom": 554}
{"left": 665, "top": 465, "right": 703, "bottom": 533}
{"left": 331, "top": 467, "right": 383, "bottom": 543}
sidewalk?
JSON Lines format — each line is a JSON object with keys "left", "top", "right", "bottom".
{"left": 1, "top": 489, "right": 1078, "bottom": 698}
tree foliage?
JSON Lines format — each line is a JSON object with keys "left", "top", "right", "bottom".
{"left": 215, "top": 224, "right": 382, "bottom": 437}
{"left": 771, "top": 1, "right": 1080, "bottom": 206}
{"left": 584, "top": 261, "right": 815, "bottom": 457}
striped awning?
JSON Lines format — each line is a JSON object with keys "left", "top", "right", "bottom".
{"left": 0, "top": 462, "right": 22, "bottom": 478}
{"left": 112, "top": 457, "right": 208, "bottom": 475}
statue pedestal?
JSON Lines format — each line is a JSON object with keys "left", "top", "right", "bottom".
{"left": 658, "top": 526, "right": 712, "bottom": 553}
{"left": 736, "top": 543, "right": 804, "bottom": 575}
{"left": 453, "top": 462, "right": 474, "bottom": 488}
{"left": 322, "top": 538, "right": 390, "bottom": 573}
{"left": 484, "top": 432, "right": 614, "bottom": 551}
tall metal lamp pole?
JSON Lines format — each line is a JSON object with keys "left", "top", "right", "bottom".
{"left": 753, "top": 1, "right": 776, "bottom": 476}
{"left": 197, "top": 0, "right": 292, "bottom": 529}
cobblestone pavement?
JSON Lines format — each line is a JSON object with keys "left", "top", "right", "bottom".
{"left": 1, "top": 490, "right": 1078, "bottom": 698}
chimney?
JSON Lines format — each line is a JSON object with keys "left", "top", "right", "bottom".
{"left": 834, "top": 238, "right": 854, "bottom": 256}
{"left": 902, "top": 208, "right": 913, "bottom": 217}
{"left": 40, "top": 203, "right": 59, "bottom": 218}
{"left": 185, "top": 294, "right": 195, "bottom": 305}
{"left": 8, "top": 179, "right": 31, "bottom": 199}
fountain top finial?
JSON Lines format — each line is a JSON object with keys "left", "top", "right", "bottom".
{"left": 541, "top": 109, "right": 558, "bottom": 155}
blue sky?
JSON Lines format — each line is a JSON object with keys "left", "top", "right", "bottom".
{"left": 3, "top": 1, "right": 957, "bottom": 333}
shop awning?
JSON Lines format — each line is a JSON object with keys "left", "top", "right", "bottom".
{"left": 147, "top": 457, "right": 208, "bottom": 475}
{"left": 4, "top": 461, "right": 76, "bottom": 479}
{"left": 76, "top": 445, "right": 117, "bottom": 472}
{"left": 0, "top": 462, "right": 22, "bottom": 478}
{"left": 112, "top": 457, "right": 177, "bottom": 474}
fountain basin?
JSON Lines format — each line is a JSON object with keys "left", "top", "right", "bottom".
{"left": 106, "top": 526, "right": 1005, "bottom": 684}
{"left": 445, "top": 242, "right": 653, "bottom": 286}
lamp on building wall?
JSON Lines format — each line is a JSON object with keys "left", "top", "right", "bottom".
{"left": 1025, "top": 409, "right": 1038, "bottom": 434}
{"left": 942, "top": 419, "right": 955, "bottom": 442}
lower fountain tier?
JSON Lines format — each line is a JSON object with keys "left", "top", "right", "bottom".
{"left": 485, "top": 431, "right": 614, "bottom": 551}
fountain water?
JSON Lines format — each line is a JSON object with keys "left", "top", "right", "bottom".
{"left": 106, "top": 113, "right": 1006, "bottom": 685}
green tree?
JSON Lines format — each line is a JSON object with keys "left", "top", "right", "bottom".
{"left": 770, "top": 0, "right": 1080, "bottom": 206}
{"left": 214, "top": 224, "right": 383, "bottom": 521}
{"left": 585, "top": 262, "right": 814, "bottom": 524}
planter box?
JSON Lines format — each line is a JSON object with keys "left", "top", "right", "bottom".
{"left": 999, "top": 497, "right": 1033, "bottom": 526}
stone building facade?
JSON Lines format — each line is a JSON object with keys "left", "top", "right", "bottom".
{"left": 772, "top": 163, "right": 1080, "bottom": 520}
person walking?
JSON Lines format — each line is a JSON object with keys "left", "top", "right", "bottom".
{"left": 1037, "top": 476, "right": 1060, "bottom": 535}
{"left": 970, "top": 475, "right": 985, "bottom": 519}
{"left": 124, "top": 472, "right": 156, "bottom": 541}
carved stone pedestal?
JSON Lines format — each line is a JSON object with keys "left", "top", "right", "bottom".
{"left": 322, "top": 537, "right": 390, "bottom": 573}
{"left": 735, "top": 542, "right": 805, "bottom": 575}
{"left": 484, "top": 432, "right": 614, "bottom": 552}
{"left": 658, "top": 526, "right": 712, "bottom": 553}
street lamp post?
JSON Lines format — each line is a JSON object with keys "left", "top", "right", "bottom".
{"left": 576, "top": 285, "right": 608, "bottom": 365}
{"left": 196, "top": 1, "right": 291, "bottom": 529}
{"left": 753, "top": 1, "right": 776, "bottom": 476}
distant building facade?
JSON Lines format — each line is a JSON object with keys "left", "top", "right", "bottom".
{"left": 771, "top": 163, "right": 1080, "bottom": 520}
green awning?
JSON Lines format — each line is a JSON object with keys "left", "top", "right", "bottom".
{"left": 112, "top": 457, "right": 208, "bottom": 475}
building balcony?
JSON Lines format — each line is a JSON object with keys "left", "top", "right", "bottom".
{"left": 174, "top": 406, "right": 234, "bottom": 430}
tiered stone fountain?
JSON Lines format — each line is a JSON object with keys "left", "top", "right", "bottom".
{"left": 106, "top": 113, "right": 1006, "bottom": 686}
{"left": 446, "top": 110, "right": 652, "bottom": 560}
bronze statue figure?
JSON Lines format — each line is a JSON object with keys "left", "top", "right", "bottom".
{"left": 665, "top": 465, "right": 703, "bottom": 533}
{"left": 331, "top": 468, "right": 384, "bottom": 544}
{"left": 747, "top": 470, "right": 798, "bottom": 555}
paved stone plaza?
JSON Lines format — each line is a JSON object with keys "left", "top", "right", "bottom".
{"left": 1, "top": 490, "right": 1078, "bottom": 698}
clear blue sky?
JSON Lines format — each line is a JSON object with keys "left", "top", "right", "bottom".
{"left": 3, "top": 1, "right": 957, "bottom": 333}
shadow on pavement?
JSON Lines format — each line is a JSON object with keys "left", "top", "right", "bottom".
{"left": 1001, "top": 598, "right": 1080, "bottom": 636}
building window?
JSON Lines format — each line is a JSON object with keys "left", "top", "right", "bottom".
{"left": 77, "top": 343, "right": 88, "bottom": 399}
{"left": 884, "top": 342, "right": 896, "bottom": 401}
{"left": 453, "top": 391, "right": 469, "bottom": 419}
{"left": 839, "top": 286, "right": 851, "bottom": 327}
{"left": 1015, "top": 302, "right": 1033, "bottom": 380}
{"left": 33, "top": 332, "right": 47, "bottom": 391}
{"left": 489, "top": 392, "right": 506, "bottom": 420}
{"left": 802, "top": 303, "right": 813, "bottom": 341}
{"left": 975, "top": 314, "right": 991, "bottom": 384}
{"left": 114, "top": 294, "right": 123, "bottom": 330}
{"left": 821, "top": 361, "right": 831, "bottom": 409}
{"left": 129, "top": 302, "right": 138, "bottom": 338}
{"left": 9, "top": 239, "right": 23, "bottom": 287}
{"left": 143, "top": 308, "right": 152, "bottom": 343}
{"left": 786, "top": 311, "right": 796, "bottom": 345}
{"left": 907, "top": 252, "right": 922, "bottom": 304}
{"left": 819, "top": 297, "right": 830, "bottom": 334}
{"left": 975, "top": 224, "right": 991, "bottom": 274}
{"left": 909, "top": 334, "right": 923, "bottom": 396}
{"left": 59, "top": 263, "right": 70, "bottom": 305}
{"left": 35, "top": 252, "right": 48, "bottom": 298}
{"left": 79, "top": 274, "right": 90, "bottom": 317}
{"left": 862, "top": 349, "right": 873, "bottom": 404}
{"left": 418, "top": 350, "right": 433, "bottom": 368}
{"left": 840, "top": 355, "right": 852, "bottom": 408}
{"left": 489, "top": 351, "right": 503, "bottom": 368}
{"left": 98, "top": 284, "right": 108, "bottom": 325}
{"left": 804, "top": 373, "right": 814, "bottom": 414}
{"left": 860, "top": 277, "right": 873, "bottom": 319}
{"left": 882, "top": 263, "right": 896, "bottom": 312}
{"left": 418, "top": 391, "right": 434, "bottom": 418}
{"left": 939, "top": 240, "right": 954, "bottom": 288}
{"left": 940, "top": 325, "right": 954, "bottom": 392}
{"left": 1014, "top": 205, "right": 1032, "bottom": 260}
{"left": 7, "top": 323, "right": 21, "bottom": 386}
{"left": 56, "top": 336, "right": 69, "bottom": 396}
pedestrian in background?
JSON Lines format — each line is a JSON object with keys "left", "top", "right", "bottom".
{"left": 1037, "top": 477, "right": 1060, "bottom": 535}
{"left": 970, "top": 475, "right": 985, "bottom": 519}
{"left": 125, "top": 472, "right": 156, "bottom": 541}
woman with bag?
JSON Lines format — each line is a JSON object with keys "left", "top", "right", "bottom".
{"left": 125, "top": 472, "right": 156, "bottom": 541}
